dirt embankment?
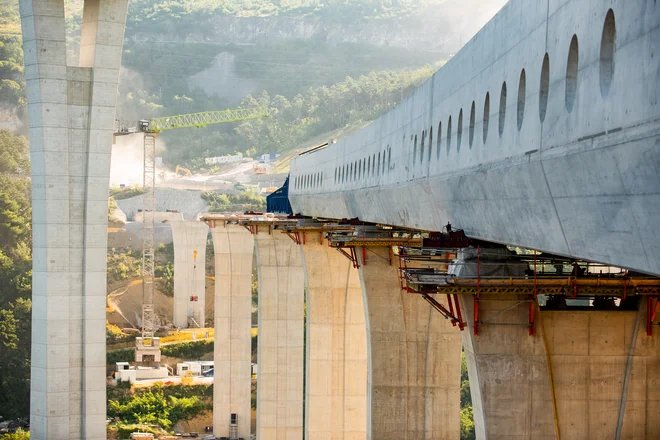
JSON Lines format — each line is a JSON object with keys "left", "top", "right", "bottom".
{"left": 107, "top": 277, "right": 217, "bottom": 328}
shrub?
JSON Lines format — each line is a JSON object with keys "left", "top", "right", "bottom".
{"left": 161, "top": 340, "right": 213, "bottom": 359}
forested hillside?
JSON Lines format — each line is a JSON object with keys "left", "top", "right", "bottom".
{"left": 0, "top": 130, "right": 31, "bottom": 420}
{"left": 0, "top": 0, "right": 506, "bottom": 168}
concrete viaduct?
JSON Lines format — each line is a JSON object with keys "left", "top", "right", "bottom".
{"left": 19, "top": 0, "right": 659, "bottom": 439}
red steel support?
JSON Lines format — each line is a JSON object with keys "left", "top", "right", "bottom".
{"left": 529, "top": 252, "right": 537, "bottom": 336}
{"left": 334, "top": 246, "right": 360, "bottom": 269}
{"left": 362, "top": 246, "right": 367, "bottom": 266}
{"left": 474, "top": 246, "right": 481, "bottom": 336}
{"left": 421, "top": 293, "right": 465, "bottom": 330}
{"left": 453, "top": 294, "right": 465, "bottom": 331}
{"left": 447, "top": 294, "right": 456, "bottom": 327}
{"left": 648, "top": 297, "right": 659, "bottom": 336}
{"left": 284, "top": 231, "right": 302, "bottom": 245}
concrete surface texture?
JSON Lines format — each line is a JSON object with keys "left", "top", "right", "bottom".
{"left": 302, "top": 241, "right": 368, "bottom": 439}
{"left": 357, "top": 248, "right": 462, "bottom": 439}
{"left": 211, "top": 224, "right": 254, "bottom": 439}
{"left": 459, "top": 293, "right": 554, "bottom": 440}
{"left": 455, "top": 254, "right": 660, "bottom": 439}
{"left": 288, "top": 0, "right": 660, "bottom": 275}
{"left": 254, "top": 227, "right": 305, "bottom": 440}
{"left": 20, "top": 0, "right": 128, "bottom": 438}
{"left": 171, "top": 221, "right": 209, "bottom": 329}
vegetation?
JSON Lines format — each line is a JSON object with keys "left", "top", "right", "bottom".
{"left": 1, "top": 2, "right": 442, "bottom": 171}
{"left": 0, "top": 4, "right": 24, "bottom": 110}
{"left": 460, "top": 405, "right": 476, "bottom": 440}
{"left": 127, "top": 0, "right": 440, "bottom": 24}
{"left": 0, "top": 130, "right": 31, "bottom": 422}
{"left": 1, "top": 430, "right": 30, "bottom": 440}
{"left": 202, "top": 189, "right": 266, "bottom": 212}
{"left": 460, "top": 351, "right": 475, "bottom": 440}
{"left": 106, "top": 322, "right": 136, "bottom": 345}
{"left": 109, "top": 185, "right": 145, "bottom": 200}
{"left": 160, "top": 340, "right": 214, "bottom": 359}
{"left": 157, "top": 262, "right": 175, "bottom": 297}
{"left": 107, "top": 348, "right": 135, "bottom": 365}
{"left": 161, "top": 66, "right": 436, "bottom": 168}
{"left": 107, "top": 384, "right": 211, "bottom": 433}
{"left": 107, "top": 248, "right": 142, "bottom": 282}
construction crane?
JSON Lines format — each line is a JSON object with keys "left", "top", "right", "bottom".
{"left": 114, "top": 107, "right": 269, "bottom": 365}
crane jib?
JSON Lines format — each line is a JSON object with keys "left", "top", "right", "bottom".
{"left": 148, "top": 107, "right": 269, "bottom": 132}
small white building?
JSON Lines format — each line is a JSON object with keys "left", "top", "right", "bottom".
{"left": 205, "top": 155, "right": 242, "bottom": 165}
{"left": 117, "top": 366, "right": 169, "bottom": 383}
{"left": 177, "top": 361, "right": 202, "bottom": 376}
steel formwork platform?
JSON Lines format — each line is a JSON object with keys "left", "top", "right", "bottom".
{"left": 199, "top": 213, "right": 660, "bottom": 335}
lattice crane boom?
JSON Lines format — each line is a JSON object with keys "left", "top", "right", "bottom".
{"left": 148, "top": 107, "right": 269, "bottom": 132}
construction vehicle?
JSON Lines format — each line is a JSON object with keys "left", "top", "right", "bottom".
{"left": 252, "top": 164, "right": 267, "bottom": 175}
{"left": 113, "top": 107, "right": 269, "bottom": 365}
{"left": 175, "top": 165, "right": 192, "bottom": 177}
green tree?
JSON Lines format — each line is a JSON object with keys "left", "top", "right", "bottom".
{"left": 0, "top": 130, "right": 32, "bottom": 421}
{"left": 460, "top": 405, "right": 476, "bottom": 440}
{"left": 107, "top": 385, "right": 209, "bottom": 430}
{"left": 2, "top": 429, "right": 30, "bottom": 440}
{"left": 157, "top": 262, "right": 174, "bottom": 297}
{"left": 460, "top": 351, "right": 475, "bottom": 440}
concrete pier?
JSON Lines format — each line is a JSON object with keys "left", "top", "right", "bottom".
{"left": 20, "top": 0, "right": 128, "bottom": 438}
{"left": 254, "top": 227, "right": 305, "bottom": 440}
{"left": 211, "top": 224, "right": 254, "bottom": 439}
{"left": 171, "top": 221, "right": 208, "bottom": 328}
{"left": 454, "top": 250, "right": 660, "bottom": 439}
{"left": 357, "top": 247, "right": 462, "bottom": 439}
{"left": 461, "top": 295, "right": 660, "bottom": 439}
{"left": 302, "top": 241, "right": 368, "bottom": 439}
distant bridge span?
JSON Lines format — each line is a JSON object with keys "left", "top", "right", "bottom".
{"left": 289, "top": 0, "right": 660, "bottom": 275}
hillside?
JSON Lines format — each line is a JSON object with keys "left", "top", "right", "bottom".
{"left": 0, "top": 0, "right": 507, "bottom": 169}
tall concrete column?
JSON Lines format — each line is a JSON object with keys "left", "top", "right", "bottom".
{"left": 20, "top": 0, "right": 128, "bottom": 438}
{"left": 302, "top": 241, "right": 368, "bottom": 440}
{"left": 458, "top": 293, "right": 554, "bottom": 440}
{"left": 456, "top": 250, "right": 660, "bottom": 439}
{"left": 211, "top": 224, "right": 254, "bottom": 439}
{"left": 171, "top": 221, "right": 208, "bottom": 328}
{"left": 254, "top": 227, "right": 305, "bottom": 440}
{"left": 356, "top": 247, "right": 462, "bottom": 440}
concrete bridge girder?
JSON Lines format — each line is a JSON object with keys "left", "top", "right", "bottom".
{"left": 288, "top": 0, "right": 660, "bottom": 275}
{"left": 20, "top": 0, "right": 128, "bottom": 438}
